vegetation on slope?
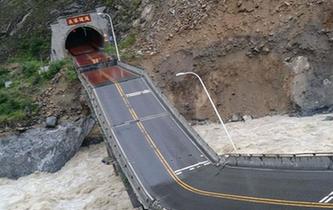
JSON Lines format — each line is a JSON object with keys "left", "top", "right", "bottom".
{"left": 0, "top": 0, "right": 142, "bottom": 129}
{"left": 0, "top": 56, "right": 76, "bottom": 127}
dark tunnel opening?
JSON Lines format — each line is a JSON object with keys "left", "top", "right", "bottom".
{"left": 65, "top": 27, "right": 104, "bottom": 56}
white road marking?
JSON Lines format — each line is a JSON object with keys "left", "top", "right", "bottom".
{"left": 113, "top": 112, "right": 169, "bottom": 128}
{"left": 93, "top": 88, "right": 154, "bottom": 201}
{"left": 140, "top": 112, "right": 169, "bottom": 122}
{"left": 325, "top": 197, "right": 333, "bottom": 203}
{"left": 319, "top": 191, "right": 333, "bottom": 203}
{"left": 174, "top": 161, "right": 210, "bottom": 174}
{"left": 126, "top": 89, "right": 151, "bottom": 97}
{"left": 141, "top": 79, "right": 210, "bottom": 161}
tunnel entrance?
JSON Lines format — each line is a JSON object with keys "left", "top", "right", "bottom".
{"left": 65, "top": 26, "right": 111, "bottom": 67}
{"left": 65, "top": 27, "right": 104, "bottom": 56}
{"left": 51, "top": 10, "right": 109, "bottom": 61}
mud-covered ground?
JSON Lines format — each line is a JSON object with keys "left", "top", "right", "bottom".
{"left": 1, "top": 114, "right": 332, "bottom": 210}
{"left": 138, "top": 0, "right": 333, "bottom": 120}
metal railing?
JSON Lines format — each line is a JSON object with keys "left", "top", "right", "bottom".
{"left": 76, "top": 65, "right": 157, "bottom": 210}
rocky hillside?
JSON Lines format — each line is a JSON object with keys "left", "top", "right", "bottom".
{"left": 0, "top": 0, "right": 332, "bottom": 130}
{"left": 133, "top": 0, "right": 333, "bottom": 120}
{"left": 0, "top": 0, "right": 143, "bottom": 131}
{"left": 0, "top": 0, "right": 142, "bottom": 62}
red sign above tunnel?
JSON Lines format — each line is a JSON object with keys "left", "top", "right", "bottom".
{"left": 66, "top": 15, "right": 91, "bottom": 26}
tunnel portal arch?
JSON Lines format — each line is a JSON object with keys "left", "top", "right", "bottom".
{"left": 65, "top": 26, "right": 105, "bottom": 56}
{"left": 50, "top": 9, "right": 110, "bottom": 61}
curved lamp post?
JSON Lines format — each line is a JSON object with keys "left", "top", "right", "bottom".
{"left": 176, "top": 72, "right": 238, "bottom": 153}
{"left": 97, "top": 12, "right": 121, "bottom": 62}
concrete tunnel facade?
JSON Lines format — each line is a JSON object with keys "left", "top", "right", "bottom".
{"left": 50, "top": 8, "right": 110, "bottom": 61}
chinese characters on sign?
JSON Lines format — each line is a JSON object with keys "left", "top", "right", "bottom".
{"left": 66, "top": 15, "right": 92, "bottom": 26}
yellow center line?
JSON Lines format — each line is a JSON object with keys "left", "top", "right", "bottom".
{"left": 100, "top": 69, "right": 333, "bottom": 209}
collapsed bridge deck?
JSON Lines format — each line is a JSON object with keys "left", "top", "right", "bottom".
{"left": 71, "top": 46, "right": 333, "bottom": 210}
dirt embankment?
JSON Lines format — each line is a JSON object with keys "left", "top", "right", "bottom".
{"left": 134, "top": 0, "right": 333, "bottom": 121}
{"left": 1, "top": 0, "right": 332, "bottom": 130}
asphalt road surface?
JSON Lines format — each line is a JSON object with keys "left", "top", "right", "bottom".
{"left": 79, "top": 62, "right": 333, "bottom": 209}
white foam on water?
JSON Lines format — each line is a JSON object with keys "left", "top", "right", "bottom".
{"left": 0, "top": 144, "right": 135, "bottom": 210}
{"left": 0, "top": 114, "right": 332, "bottom": 209}
{"left": 193, "top": 114, "right": 333, "bottom": 154}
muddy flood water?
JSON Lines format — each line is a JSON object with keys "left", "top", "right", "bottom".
{"left": 0, "top": 114, "right": 332, "bottom": 210}
{"left": 0, "top": 144, "right": 134, "bottom": 210}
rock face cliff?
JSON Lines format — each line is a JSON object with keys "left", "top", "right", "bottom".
{"left": 0, "top": 117, "right": 95, "bottom": 179}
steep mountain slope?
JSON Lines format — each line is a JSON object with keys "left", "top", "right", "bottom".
{"left": 0, "top": 0, "right": 143, "bottom": 130}
{"left": 134, "top": 0, "right": 333, "bottom": 120}
{"left": 0, "top": 0, "right": 142, "bottom": 62}
{"left": 0, "top": 0, "right": 332, "bottom": 128}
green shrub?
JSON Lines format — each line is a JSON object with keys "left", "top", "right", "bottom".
{"left": 0, "top": 111, "right": 27, "bottom": 125}
{"left": 105, "top": 42, "right": 116, "bottom": 55}
{"left": 104, "top": 0, "right": 113, "bottom": 7}
{"left": 28, "top": 73, "right": 44, "bottom": 86}
{"left": 64, "top": 61, "right": 77, "bottom": 82}
{"left": 106, "top": 33, "right": 137, "bottom": 52}
{"left": 22, "top": 60, "right": 42, "bottom": 78}
{"left": 0, "top": 89, "right": 35, "bottom": 125}
{"left": 20, "top": 60, "right": 46, "bottom": 86}
{"left": 0, "top": 67, "right": 9, "bottom": 77}
{"left": 105, "top": 33, "right": 137, "bottom": 59}
{"left": 43, "top": 60, "right": 65, "bottom": 80}
{"left": 17, "top": 34, "right": 50, "bottom": 60}
{"left": 119, "top": 33, "right": 136, "bottom": 49}
{"left": 0, "top": 90, "right": 31, "bottom": 114}
{"left": 0, "top": 67, "right": 10, "bottom": 88}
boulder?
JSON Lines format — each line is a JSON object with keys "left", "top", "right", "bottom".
{"left": 287, "top": 56, "right": 333, "bottom": 114}
{"left": 46, "top": 116, "right": 58, "bottom": 128}
{"left": 242, "top": 115, "right": 253, "bottom": 122}
{"left": 231, "top": 113, "right": 242, "bottom": 122}
{"left": 0, "top": 116, "right": 95, "bottom": 179}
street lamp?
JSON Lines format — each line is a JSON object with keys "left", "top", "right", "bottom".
{"left": 176, "top": 72, "right": 238, "bottom": 153}
{"left": 97, "top": 12, "right": 121, "bottom": 62}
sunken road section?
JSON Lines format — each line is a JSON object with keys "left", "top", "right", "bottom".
{"left": 72, "top": 46, "right": 333, "bottom": 209}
